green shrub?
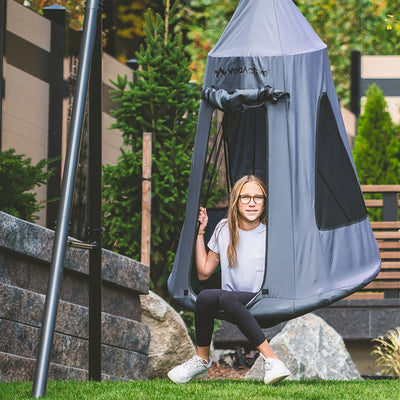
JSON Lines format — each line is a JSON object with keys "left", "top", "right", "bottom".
{"left": 0, "top": 149, "right": 55, "bottom": 222}
{"left": 353, "top": 84, "right": 400, "bottom": 220}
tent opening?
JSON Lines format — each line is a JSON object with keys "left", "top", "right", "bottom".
{"left": 190, "top": 106, "right": 269, "bottom": 296}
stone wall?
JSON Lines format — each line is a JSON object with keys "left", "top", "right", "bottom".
{"left": 0, "top": 211, "right": 151, "bottom": 381}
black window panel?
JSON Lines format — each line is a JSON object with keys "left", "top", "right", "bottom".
{"left": 315, "top": 93, "right": 367, "bottom": 230}
{"left": 222, "top": 107, "right": 268, "bottom": 185}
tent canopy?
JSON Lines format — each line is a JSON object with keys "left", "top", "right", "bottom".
{"left": 168, "top": 0, "right": 380, "bottom": 328}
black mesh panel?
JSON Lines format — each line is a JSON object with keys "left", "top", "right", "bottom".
{"left": 315, "top": 93, "right": 367, "bottom": 230}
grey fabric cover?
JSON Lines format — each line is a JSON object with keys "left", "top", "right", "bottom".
{"left": 168, "top": 0, "right": 380, "bottom": 328}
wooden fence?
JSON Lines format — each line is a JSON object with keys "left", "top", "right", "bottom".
{"left": 349, "top": 185, "right": 400, "bottom": 299}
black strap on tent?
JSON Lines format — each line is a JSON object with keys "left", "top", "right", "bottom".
{"left": 202, "top": 120, "right": 226, "bottom": 207}
{"left": 202, "top": 85, "right": 289, "bottom": 112}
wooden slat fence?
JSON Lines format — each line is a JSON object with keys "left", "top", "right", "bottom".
{"left": 348, "top": 185, "right": 400, "bottom": 299}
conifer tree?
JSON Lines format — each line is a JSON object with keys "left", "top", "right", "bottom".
{"left": 102, "top": 1, "right": 201, "bottom": 295}
{"left": 353, "top": 84, "right": 400, "bottom": 184}
{"left": 353, "top": 84, "right": 400, "bottom": 220}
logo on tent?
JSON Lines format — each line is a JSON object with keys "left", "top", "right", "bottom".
{"left": 214, "top": 66, "right": 269, "bottom": 78}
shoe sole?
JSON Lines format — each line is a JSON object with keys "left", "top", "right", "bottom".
{"left": 167, "top": 370, "right": 209, "bottom": 384}
{"left": 264, "top": 373, "right": 290, "bottom": 385}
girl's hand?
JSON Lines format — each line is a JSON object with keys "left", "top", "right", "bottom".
{"left": 198, "top": 207, "right": 208, "bottom": 231}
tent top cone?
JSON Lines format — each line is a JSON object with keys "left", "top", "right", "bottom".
{"left": 168, "top": 0, "right": 380, "bottom": 328}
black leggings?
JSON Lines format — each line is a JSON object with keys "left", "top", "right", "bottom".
{"left": 195, "top": 289, "right": 266, "bottom": 348}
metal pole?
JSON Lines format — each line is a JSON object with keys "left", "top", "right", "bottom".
{"left": 88, "top": 2, "right": 102, "bottom": 381}
{"left": 32, "top": 0, "right": 99, "bottom": 397}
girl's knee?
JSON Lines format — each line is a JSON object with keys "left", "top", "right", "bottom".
{"left": 196, "top": 289, "right": 220, "bottom": 310}
{"left": 219, "top": 291, "right": 241, "bottom": 312}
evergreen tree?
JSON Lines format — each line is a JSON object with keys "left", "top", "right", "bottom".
{"left": 353, "top": 84, "right": 400, "bottom": 220}
{"left": 102, "top": 1, "right": 201, "bottom": 295}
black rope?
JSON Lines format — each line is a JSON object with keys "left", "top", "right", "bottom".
{"left": 204, "top": 120, "right": 225, "bottom": 207}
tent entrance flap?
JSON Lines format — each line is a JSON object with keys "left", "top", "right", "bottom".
{"left": 191, "top": 106, "right": 269, "bottom": 296}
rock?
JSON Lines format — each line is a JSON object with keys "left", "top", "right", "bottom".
{"left": 140, "top": 291, "right": 195, "bottom": 379}
{"left": 246, "top": 313, "right": 361, "bottom": 380}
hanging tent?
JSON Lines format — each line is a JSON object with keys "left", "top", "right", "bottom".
{"left": 168, "top": 0, "right": 380, "bottom": 328}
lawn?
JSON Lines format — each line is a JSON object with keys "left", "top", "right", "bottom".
{"left": 0, "top": 379, "right": 399, "bottom": 400}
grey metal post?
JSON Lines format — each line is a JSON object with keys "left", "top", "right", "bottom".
{"left": 32, "top": 0, "right": 100, "bottom": 397}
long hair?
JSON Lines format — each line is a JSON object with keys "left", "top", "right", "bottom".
{"left": 227, "top": 175, "right": 267, "bottom": 267}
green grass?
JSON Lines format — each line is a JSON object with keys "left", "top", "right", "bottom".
{"left": 0, "top": 379, "right": 399, "bottom": 400}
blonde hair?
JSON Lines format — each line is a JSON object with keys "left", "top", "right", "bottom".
{"left": 226, "top": 175, "right": 266, "bottom": 267}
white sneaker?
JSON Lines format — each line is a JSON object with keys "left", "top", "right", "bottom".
{"left": 262, "top": 356, "right": 290, "bottom": 385}
{"left": 167, "top": 355, "right": 212, "bottom": 384}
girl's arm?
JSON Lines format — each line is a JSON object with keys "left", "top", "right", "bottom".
{"left": 196, "top": 207, "right": 220, "bottom": 280}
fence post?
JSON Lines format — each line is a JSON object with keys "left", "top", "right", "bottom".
{"left": 43, "top": 5, "right": 67, "bottom": 230}
{"left": 382, "top": 188, "right": 398, "bottom": 299}
{"left": 87, "top": 0, "right": 103, "bottom": 381}
{"left": 0, "top": 0, "right": 6, "bottom": 149}
{"left": 382, "top": 192, "right": 398, "bottom": 222}
{"left": 141, "top": 132, "right": 152, "bottom": 266}
{"left": 350, "top": 50, "right": 361, "bottom": 118}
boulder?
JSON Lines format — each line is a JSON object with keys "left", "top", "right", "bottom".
{"left": 140, "top": 291, "right": 195, "bottom": 379}
{"left": 246, "top": 313, "right": 361, "bottom": 380}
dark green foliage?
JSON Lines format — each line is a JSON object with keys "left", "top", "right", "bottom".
{"left": 353, "top": 84, "right": 400, "bottom": 220}
{"left": 0, "top": 149, "right": 55, "bottom": 222}
{"left": 102, "top": 3, "right": 201, "bottom": 295}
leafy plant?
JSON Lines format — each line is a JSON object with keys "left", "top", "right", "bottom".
{"left": 371, "top": 327, "right": 400, "bottom": 378}
{"left": 0, "top": 149, "right": 55, "bottom": 222}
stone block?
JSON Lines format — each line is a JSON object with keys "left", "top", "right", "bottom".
{"left": 0, "top": 352, "right": 120, "bottom": 382}
{"left": 0, "top": 211, "right": 149, "bottom": 296}
{"left": 0, "top": 283, "right": 150, "bottom": 381}
{"left": 0, "top": 319, "right": 148, "bottom": 379}
{"left": 0, "top": 283, "right": 150, "bottom": 353}
{"left": 314, "top": 307, "right": 371, "bottom": 339}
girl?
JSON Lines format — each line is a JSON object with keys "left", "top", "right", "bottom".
{"left": 168, "top": 175, "right": 290, "bottom": 384}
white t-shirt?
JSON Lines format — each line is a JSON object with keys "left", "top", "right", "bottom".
{"left": 207, "top": 219, "right": 266, "bottom": 293}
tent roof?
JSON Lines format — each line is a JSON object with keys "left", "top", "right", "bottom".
{"left": 209, "top": 0, "right": 326, "bottom": 58}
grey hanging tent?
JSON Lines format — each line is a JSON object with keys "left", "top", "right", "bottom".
{"left": 168, "top": 0, "right": 380, "bottom": 328}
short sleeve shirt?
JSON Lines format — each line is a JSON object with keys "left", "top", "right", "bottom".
{"left": 207, "top": 219, "right": 266, "bottom": 293}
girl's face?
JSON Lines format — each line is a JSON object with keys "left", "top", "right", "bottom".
{"left": 237, "top": 181, "right": 265, "bottom": 227}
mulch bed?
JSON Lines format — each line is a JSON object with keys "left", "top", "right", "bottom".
{"left": 203, "top": 363, "right": 250, "bottom": 380}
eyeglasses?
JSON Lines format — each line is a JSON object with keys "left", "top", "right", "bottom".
{"left": 239, "top": 195, "right": 265, "bottom": 204}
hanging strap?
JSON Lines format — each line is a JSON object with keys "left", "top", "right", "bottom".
{"left": 203, "top": 121, "right": 226, "bottom": 207}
